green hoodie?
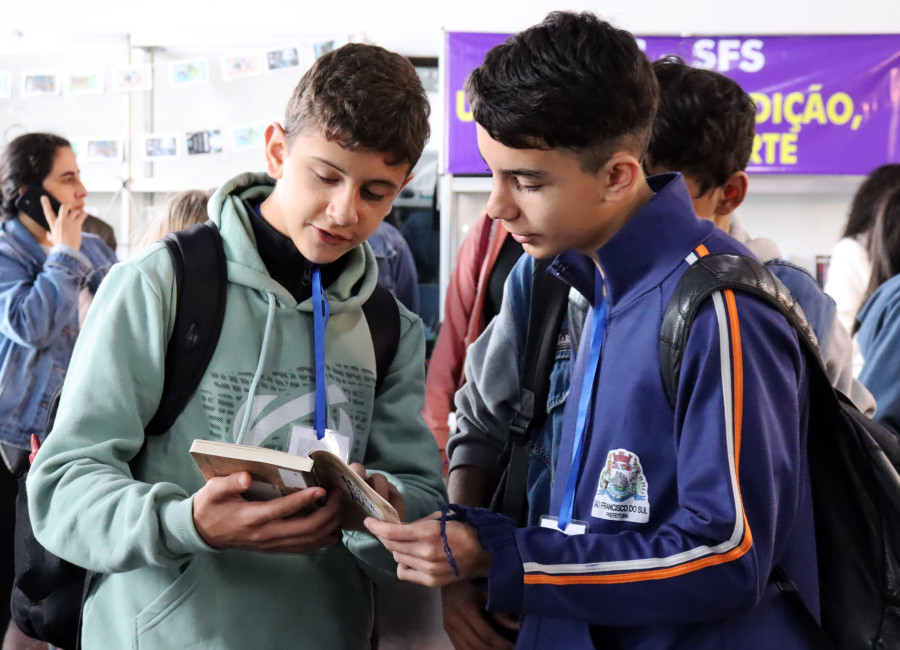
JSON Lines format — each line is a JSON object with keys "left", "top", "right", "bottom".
{"left": 27, "top": 172, "right": 447, "bottom": 649}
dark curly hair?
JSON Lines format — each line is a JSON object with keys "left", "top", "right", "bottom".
{"left": 465, "top": 11, "right": 658, "bottom": 172}
{"left": 645, "top": 57, "right": 756, "bottom": 197}
{"left": 283, "top": 43, "right": 430, "bottom": 169}
{"left": 0, "top": 132, "right": 71, "bottom": 221}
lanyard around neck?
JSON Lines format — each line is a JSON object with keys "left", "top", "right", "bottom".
{"left": 311, "top": 266, "right": 330, "bottom": 440}
{"left": 558, "top": 271, "right": 606, "bottom": 532}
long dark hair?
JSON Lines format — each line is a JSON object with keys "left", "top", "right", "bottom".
{"left": 0, "top": 132, "right": 71, "bottom": 222}
{"left": 860, "top": 185, "right": 900, "bottom": 318}
{"left": 843, "top": 164, "right": 900, "bottom": 240}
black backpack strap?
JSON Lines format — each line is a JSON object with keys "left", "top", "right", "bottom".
{"left": 499, "top": 258, "right": 569, "bottom": 525}
{"left": 771, "top": 566, "right": 835, "bottom": 649}
{"left": 659, "top": 252, "right": 822, "bottom": 409}
{"left": 361, "top": 283, "right": 400, "bottom": 396}
{"left": 659, "top": 252, "right": 835, "bottom": 644}
{"left": 145, "top": 221, "right": 228, "bottom": 437}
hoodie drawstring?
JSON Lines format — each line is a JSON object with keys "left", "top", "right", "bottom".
{"left": 235, "top": 291, "right": 277, "bottom": 446}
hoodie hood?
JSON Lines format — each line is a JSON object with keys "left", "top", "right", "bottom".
{"left": 207, "top": 171, "right": 380, "bottom": 314}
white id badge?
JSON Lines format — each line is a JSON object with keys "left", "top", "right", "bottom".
{"left": 288, "top": 425, "right": 352, "bottom": 463}
{"left": 540, "top": 515, "right": 589, "bottom": 535}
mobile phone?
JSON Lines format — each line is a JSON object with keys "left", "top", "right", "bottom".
{"left": 14, "top": 185, "right": 61, "bottom": 231}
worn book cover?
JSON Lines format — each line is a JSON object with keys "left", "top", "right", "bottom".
{"left": 189, "top": 439, "right": 400, "bottom": 529}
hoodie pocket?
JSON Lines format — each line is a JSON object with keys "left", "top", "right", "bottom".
{"left": 133, "top": 555, "right": 206, "bottom": 648}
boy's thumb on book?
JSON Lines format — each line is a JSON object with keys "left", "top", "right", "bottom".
{"left": 232, "top": 471, "right": 252, "bottom": 492}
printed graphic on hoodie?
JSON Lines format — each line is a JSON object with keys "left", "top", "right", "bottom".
{"left": 200, "top": 363, "right": 374, "bottom": 458}
{"left": 592, "top": 448, "right": 650, "bottom": 523}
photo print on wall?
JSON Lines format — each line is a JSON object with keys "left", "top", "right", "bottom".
{"left": 112, "top": 65, "right": 153, "bottom": 92}
{"left": 171, "top": 58, "right": 210, "bottom": 87}
{"left": 186, "top": 130, "right": 224, "bottom": 155}
{"left": 142, "top": 134, "right": 179, "bottom": 160}
{"left": 66, "top": 72, "right": 105, "bottom": 95}
{"left": 223, "top": 53, "right": 262, "bottom": 81}
{"left": 21, "top": 73, "right": 59, "bottom": 97}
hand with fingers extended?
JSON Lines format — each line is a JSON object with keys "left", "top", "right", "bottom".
{"left": 192, "top": 471, "right": 343, "bottom": 553}
{"left": 349, "top": 462, "right": 406, "bottom": 522}
{"left": 364, "top": 512, "right": 490, "bottom": 587}
{"left": 43, "top": 195, "right": 88, "bottom": 251}
{"left": 441, "top": 581, "right": 519, "bottom": 650}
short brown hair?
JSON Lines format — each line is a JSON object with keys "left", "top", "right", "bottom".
{"left": 283, "top": 43, "right": 430, "bottom": 168}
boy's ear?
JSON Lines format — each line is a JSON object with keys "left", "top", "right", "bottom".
{"left": 400, "top": 171, "right": 414, "bottom": 192}
{"left": 714, "top": 171, "right": 749, "bottom": 216}
{"left": 264, "top": 122, "right": 287, "bottom": 180}
{"left": 599, "top": 152, "right": 644, "bottom": 203}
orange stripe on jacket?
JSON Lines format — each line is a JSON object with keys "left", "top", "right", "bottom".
{"left": 524, "top": 250, "right": 753, "bottom": 587}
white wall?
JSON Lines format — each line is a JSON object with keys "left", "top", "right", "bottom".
{"left": 6, "top": 0, "right": 900, "bottom": 56}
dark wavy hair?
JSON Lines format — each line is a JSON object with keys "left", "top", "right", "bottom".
{"left": 645, "top": 57, "right": 756, "bottom": 196}
{"left": 0, "top": 132, "right": 71, "bottom": 221}
{"left": 283, "top": 43, "right": 430, "bottom": 169}
{"left": 843, "top": 164, "right": 900, "bottom": 239}
{"left": 465, "top": 11, "right": 658, "bottom": 172}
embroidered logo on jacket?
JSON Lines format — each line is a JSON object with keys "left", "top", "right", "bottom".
{"left": 592, "top": 448, "right": 650, "bottom": 523}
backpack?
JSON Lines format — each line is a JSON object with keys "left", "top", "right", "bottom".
{"left": 489, "top": 258, "right": 570, "bottom": 526}
{"left": 11, "top": 221, "right": 400, "bottom": 648}
{"left": 658, "top": 252, "right": 900, "bottom": 650}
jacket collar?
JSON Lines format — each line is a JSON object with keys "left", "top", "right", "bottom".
{"left": 1, "top": 218, "right": 46, "bottom": 263}
{"left": 551, "top": 173, "right": 715, "bottom": 308}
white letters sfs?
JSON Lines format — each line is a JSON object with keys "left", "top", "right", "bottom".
{"left": 592, "top": 448, "right": 650, "bottom": 523}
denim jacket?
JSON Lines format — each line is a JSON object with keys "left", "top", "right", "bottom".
{"left": 449, "top": 254, "right": 586, "bottom": 524}
{"left": 368, "top": 221, "right": 419, "bottom": 313}
{"left": 0, "top": 218, "right": 116, "bottom": 448}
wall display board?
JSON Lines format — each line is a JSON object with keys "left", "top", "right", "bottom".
{"left": 444, "top": 32, "right": 900, "bottom": 175}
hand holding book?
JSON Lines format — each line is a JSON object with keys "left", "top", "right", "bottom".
{"left": 189, "top": 439, "right": 402, "bottom": 535}
{"left": 191, "top": 471, "right": 344, "bottom": 553}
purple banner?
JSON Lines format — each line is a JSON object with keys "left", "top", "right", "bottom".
{"left": 445, "top": 33, "right": 900, "bottom": 175}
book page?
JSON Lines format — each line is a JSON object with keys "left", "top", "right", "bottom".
{"left": 309, "top": 450, "right": 401, "bottom": 529}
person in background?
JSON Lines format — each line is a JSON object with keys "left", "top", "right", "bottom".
{"left": 81, "top": 215, "right": 117, "bottom": 252}
{"left": 136, "top": 188, "right": 213, "bottom": 249}
{"left": 643, "top": 56, "right": 874, "bottom": 414}
{"left": 368, "top": 12, "right": 819, "bottom": 648}
{"left": 824, "top": 163, "right": 900, "bottom": 374}
{"left": 25, "top": 45, "right": 445, "bottom": 650}
{"left": 400, "top": 208, "right": 439, "bottom": 285}
{"left": 369, "top": 219, "right": 420, "bottom": 313}
{"left": 854, "top": 186, "right": 900, "bottom": 433}
{"left": 0, "top": 132, "right": 116, "bottom": 650}
{"left": 422, "top": 213, "right": 522, "bottom": 470}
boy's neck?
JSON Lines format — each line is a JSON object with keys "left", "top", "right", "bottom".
{"left": 591, "top": 178, "right": 655, "bottom": 270}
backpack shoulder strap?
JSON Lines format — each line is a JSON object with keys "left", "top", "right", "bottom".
{"left": 361, "top": 283, "right": 400, "bottom": 396}
{"left": 501, "top": 258, "right": 570, "bottom": 523}
{"left": 658, "top": 252, "right": 822, "bottom": 409}
{"left": 145, "top": 221, "right": 228, "bottom": 437}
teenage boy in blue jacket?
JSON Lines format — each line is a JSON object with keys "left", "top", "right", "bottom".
{"left": 367, "top": 12, "right": 819, "bottom": 649}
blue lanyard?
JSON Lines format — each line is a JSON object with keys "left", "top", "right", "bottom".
{"left": 311, "top": 267, "right": 330, "bottom": 440}
{"left": 558, "top": 271, "right": 606, "bottom": 532}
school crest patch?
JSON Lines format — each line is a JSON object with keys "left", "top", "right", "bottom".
{"left": 592, "top": 448, "right": 650, "bottom": 523}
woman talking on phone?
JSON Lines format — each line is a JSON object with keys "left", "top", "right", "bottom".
{"left": 0, "top": 132, "right": 116, "bottom": 648}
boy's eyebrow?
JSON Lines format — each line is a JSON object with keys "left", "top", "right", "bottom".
{"left": 311, "top": 156, "right": 400, "bottom": 189}
{"left": 501, "top": 168, "right": 546, "bottom": 179}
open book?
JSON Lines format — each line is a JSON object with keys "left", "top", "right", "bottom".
{"left": 189, "top": 439, "right": 400, "bottom": 530}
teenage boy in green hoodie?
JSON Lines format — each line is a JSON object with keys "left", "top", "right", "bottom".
{"left": 27, "top": 43, "right": 446, "bottom": 649}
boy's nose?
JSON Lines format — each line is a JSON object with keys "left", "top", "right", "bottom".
{"left": 485, "top": 184, "right": 516, "bottom": 222}
{"left": 327, "top": 189, "right": 360, "bottom": 226}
